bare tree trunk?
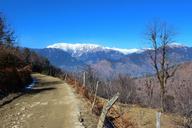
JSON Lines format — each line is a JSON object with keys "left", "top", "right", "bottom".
{"left": 160, "top": 79, "right": 167, "bottom": 112}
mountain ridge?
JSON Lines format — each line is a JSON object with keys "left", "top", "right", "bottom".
{"left": 33, "top": 42, "right": 192, "bottom": 79}
{"left": 47, "top": 42, "right": 187, "bottom": 56}
{"left": 47, "top": 43, "right": 149, "bottom": 56}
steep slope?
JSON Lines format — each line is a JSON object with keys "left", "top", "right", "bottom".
{"left": 134, "top": 61, "right": 192, "bottom": 113}
{"left": 33, "top": 48, "right": 85, "bottom": 72}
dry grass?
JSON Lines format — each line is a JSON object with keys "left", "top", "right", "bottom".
{"left": 65, "top": 76, "right": 184, "bottom": 128}
{"left": 115, "top": 103, "right": 183, "bottom": 128}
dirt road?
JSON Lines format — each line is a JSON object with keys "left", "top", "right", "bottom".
{"left": 0, "top": 74, "right": 85, "bottom": 128}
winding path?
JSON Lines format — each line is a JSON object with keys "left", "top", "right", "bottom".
{"left": 0, "top": 74, "right": 84, "bottom": 128}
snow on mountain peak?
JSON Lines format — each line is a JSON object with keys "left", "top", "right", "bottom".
{"left": 47, "top": 43, "right": 148, "bottom": 56}
{"left": 47, "top": 43, "right": 102, "bottom": 51}
{"left": 106, "top": 47, "right": 144, "bottom": 54}
{"left": 47, "top": 43, "right": 105, "bottom": 56}
{"left": 168, "top": 43, "right": 187, "bottom": 48}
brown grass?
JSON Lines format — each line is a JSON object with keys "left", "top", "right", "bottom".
{"left": 64, "top": 76, "right": 183, "bottom": 128}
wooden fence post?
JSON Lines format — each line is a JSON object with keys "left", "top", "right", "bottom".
{"left": 91, "top": 81, "right": 99, "bottom": 111}
{"left": 97, "top": 92, "right": 120, "bottom": 128}
{"left": 156, "top": 112, "right": 161, "bottom": 128}
{"left": 83, "top": 72, "right": 85, "bottom": 87}
{"left": 64, "top": 73, "right": 67, "bottom": 81}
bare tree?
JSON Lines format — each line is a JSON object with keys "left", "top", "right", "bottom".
{"left": 146, "top": 21, "right": 177, "bottom": 112}
{"left": 176, "top": 81, "right": 192, "bottom": 114}
{"left": 111, "top": 74, "right": 136, "bottom": 104}
{"left": 174, "top": 80, "right": 192, "bottom": 127}
{"left": 82, "top": 66, "right": 99, "bottom": 95}
{"left": 144, "top": 77, "right": 154, "bottom": 106}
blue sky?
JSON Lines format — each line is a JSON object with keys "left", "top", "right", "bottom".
{"left": 0, "top": 0, "right": 191, "bottom": 49}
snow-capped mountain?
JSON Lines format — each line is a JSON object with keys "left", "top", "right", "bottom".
{"left": 47, "top": 43, "right": 145, "bottom": 56}
{"left": 33, "top": 42, "right": 192, "bottom": 79}
{"left": 47, "top": 42, "right": 186, "bottom": 57}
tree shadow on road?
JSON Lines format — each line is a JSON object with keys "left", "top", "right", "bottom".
{"left": 37, "top": 81, "right": 64, "bottom": 86}
{"left": 24, "top": 87, "right": 56, "bottom": 94}
{"left": 0, "top": 77, "right": 60, "bottom": 107}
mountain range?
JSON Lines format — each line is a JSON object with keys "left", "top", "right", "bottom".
{"left": 33, "top": 43, "right": 192, "bottom": 79}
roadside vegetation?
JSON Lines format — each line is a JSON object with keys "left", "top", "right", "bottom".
{"left": 0, "top": 14, "right": 63, "bottom": 98}
{"left": 64, "top": 63, "right": 192, "bottom": 127}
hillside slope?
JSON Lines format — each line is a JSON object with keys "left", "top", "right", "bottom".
{"left": 134, "top": 61, "right": 192, "bottom": 115}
